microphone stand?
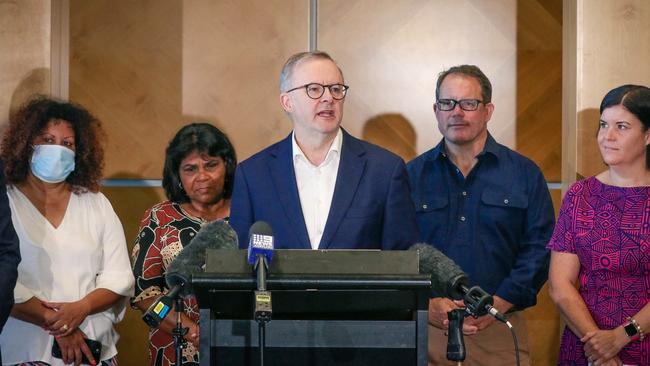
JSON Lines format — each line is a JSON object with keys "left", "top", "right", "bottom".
{"left": 171, "top": 289, "right": 188, "bottom": 366}
{"left": 447, "top": 309, "right": 466, "bottom": 363}
{"left": 254, "top": 254, "right": 272, "bottom": 366}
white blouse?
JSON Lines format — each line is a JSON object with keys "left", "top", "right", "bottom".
{"left": 0, "top": 187, "right": 135, "bottom": 364}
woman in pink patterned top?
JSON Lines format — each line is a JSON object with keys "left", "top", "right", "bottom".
{"left": 131, "top": 123, "right": 236, "bottom": 366}
{"left": 548, "top": 85, "right": 650, "bottom": 366}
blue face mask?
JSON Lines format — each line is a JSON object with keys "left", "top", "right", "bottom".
{"left": 30, "top": 145, "right": 76, "bottom": 183}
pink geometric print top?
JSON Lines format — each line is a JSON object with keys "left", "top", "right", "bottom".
{"left": 548, "top": 176, "right": 650, "bottom": 365}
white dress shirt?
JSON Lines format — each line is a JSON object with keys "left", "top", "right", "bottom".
{"left": 292, "top": 129, "right": 342, "bottom": 249}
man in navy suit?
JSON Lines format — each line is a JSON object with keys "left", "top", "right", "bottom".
{"left": 0, "top": 160, "right": 20, "bottom": 363}
{"left": 230, "top": 51, "right": 418, "bottom": 250}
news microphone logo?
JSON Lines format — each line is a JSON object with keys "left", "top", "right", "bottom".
{"left": 247, "top": 225, "right": 274, "bottom": 266}
{"left": 253, "top": 233, "right": 273, "bottom": 249}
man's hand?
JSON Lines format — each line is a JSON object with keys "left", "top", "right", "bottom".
{"left": 463, "top": 313, "right": 496, "bottom": 331}
{"left": 458, "top": 295, "right": 513, "bottom": 332}
{"left": 428, "top": 297, "right": 478, "bottom": 335}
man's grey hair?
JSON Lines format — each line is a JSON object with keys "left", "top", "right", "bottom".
{"left": 279, "top": 51, "right": 344, "bottom": 93}
{"left": 435, "top": 65, "right": 492, "bottom": 103}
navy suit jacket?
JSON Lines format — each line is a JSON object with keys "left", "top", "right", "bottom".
{"left": 230, "top": 130, "right": 419, "bottom": 250}
{"left": 0, "top": 160, "right": 20, "bottom": 362}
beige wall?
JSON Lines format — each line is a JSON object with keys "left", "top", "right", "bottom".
{"left": 0, "top": 0, "right": 52, "bottom": 131}
{"left": 565, "top": 0, "right": 650, "bottom": 182}
{"left": 319, "top": 0, "right": 517, "bottom": 156}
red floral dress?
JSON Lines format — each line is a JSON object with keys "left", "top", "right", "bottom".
{"left": 131, "top": 201, "right": 203, "bottom": 366}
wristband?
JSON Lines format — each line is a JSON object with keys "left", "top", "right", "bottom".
{"left": 625, "top": 317, "right": 644, "bottom": 342}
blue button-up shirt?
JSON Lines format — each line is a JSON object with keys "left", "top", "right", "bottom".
{"left": 407, "top": 134, "right": 554, "bottom": 309}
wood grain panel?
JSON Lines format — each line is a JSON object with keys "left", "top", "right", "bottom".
{"left": 576, "top": 0, "right": 650, "bottom": 178}
{"left": 526, "top": 187, "right": 562, "bottom": 366}
{"left": 181, "top": 0, "right": 309, "bottom": 161}
{"left": 516, "top": 0, "right": 562, "bottom": 182}
{"left": 101, "top": 187, "right": 166, "bottom": 365}
{"left": 318, "top": 0, "right": 517, "bottom": 158}
{"left": 70, "top": 0, "right": 184, "bottom": 179}
{"left": 0, "top": 0, "right": 51, "bottom": 131}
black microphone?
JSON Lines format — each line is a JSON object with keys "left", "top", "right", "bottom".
{"left": 166, "top": 219, "right": 239, "bottom": 295}
{"left": 409, "top": 243, "right": 506, "bottom": 322}
{"left": 410, "top": 243, "right": 508, "bottom": 362}
{"left": 247, "top": 221, "right": 274, "bottom": 323}
{"left": 142, "top": 220, "right": 238, "bottom": 328}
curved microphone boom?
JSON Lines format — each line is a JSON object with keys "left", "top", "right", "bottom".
{"left": 142, "top": 219, "right": 238, "bottom": 328}
{"left": 165, "top": 219, "right": 239, "bottom": 296}
{"left": 409, "top": 243, "right": 506, "bottom": 322}
{"left": 409, "top": 243, "right": 467, "bottom": 300}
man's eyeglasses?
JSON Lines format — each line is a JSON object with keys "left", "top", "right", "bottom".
{"left": 436, "top": 99, "right": 485, "bottom": 111}
{"left": 286, "top": 83, "right": 350, "bottom": 100}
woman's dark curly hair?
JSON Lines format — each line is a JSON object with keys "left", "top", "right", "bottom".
{"left": 162, "top": 122, "right": 237, "bottom": 203}
{"left": 0, "top": 95, "right": 106, "bottom": 193}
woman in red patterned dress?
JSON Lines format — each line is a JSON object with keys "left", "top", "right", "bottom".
{"left": 131, "top": 123, "right": 236, "bottom": 365}
{"left": 548, "top": 85, "right": 650, "bottom": 366}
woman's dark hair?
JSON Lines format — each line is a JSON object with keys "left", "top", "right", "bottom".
{"left": 162, "top": 122, "right": 237, "bottom": 203}
{"left": 599, "top": 84, "right": 650, "bottom": 169}
{"left": 0, "top": 95, "right": 105, "bottom": 193}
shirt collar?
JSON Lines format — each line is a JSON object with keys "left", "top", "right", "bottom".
{"left": 429, "top": 133, "right": 500, "bottom": 162}
{"left": 292, "top": 128, "right": 342, "bottom": 166}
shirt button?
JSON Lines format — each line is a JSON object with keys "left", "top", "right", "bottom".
{"left": 504, "top": 199, "right": 509, "bottom": 205}
{"left": 460, "top": 216, "right": 466, "bottom": 222}
{"left": 462, "top": 191, "right": 467, "bottom": 196}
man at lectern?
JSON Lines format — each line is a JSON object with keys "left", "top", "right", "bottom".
{"left": 230, "top": 51, "right": 418, "bottom": 250}
{"left": 407, "top": 64, "right": 555, "bottom": 365}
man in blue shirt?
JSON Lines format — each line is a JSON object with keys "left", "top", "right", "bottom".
{"left": 407, "top": 65, "right": 554, "bottom": 365}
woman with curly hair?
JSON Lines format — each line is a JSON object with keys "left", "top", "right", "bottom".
{"left": 131, "top": 122, "right": 236, "bottom": 365}
{"left": 0, "top": 96, "right": 134, "bottom": 366}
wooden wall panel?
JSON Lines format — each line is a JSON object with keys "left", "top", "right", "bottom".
{"left": 318, "top": 0, "right": 518, "bottom": 159}
{"left": 0, "top": 0, "right": 51, "bottom": 131}
{"left": 101, "top": 187, "right": 166, "bottom": 365}
{"left": 574, "top": 0, "right": 650, "bottom": 178}
{"left": 181, "top": 0, "right": 309, "bottom": 161}
{"left": 516, "top": 0, "right": 562, "bottom": 182}
{"left": 70, "top": 0, "right": 308, "bottom": 177}
{"left": 70, "top": 0, "right": 184, "bottom": 179}
{"left": 526, "top": 187, "right": 562, "bottom": 366}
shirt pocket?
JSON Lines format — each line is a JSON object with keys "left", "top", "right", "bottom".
{"left": 415, "top": 197, "right": 449, "bottom": 245}
{"left": 480, "top": 190, "right": 528, "bottom": 229}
